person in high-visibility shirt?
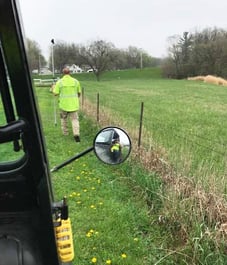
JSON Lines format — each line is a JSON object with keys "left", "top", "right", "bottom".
{"left": 110, "top": 137, "right": 122, "bottom": 163}
{"left": 53, "top": 67, "right": 81, "bottom": 142}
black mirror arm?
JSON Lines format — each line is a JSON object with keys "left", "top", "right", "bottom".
{"left": 50, "top": 146, "right": 94, "bottom": 173}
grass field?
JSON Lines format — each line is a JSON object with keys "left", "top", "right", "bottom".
{"left": 31, "top": 68, "right": 227, "bottom": 264}
{"left": 37, "top": 94, "right": 162, "bottom": 265}
{"left": 76, "top": 71, "right": 227, "bottom": 194}
{"left": 2, "top": 68, "right": 227, "bottom": 264}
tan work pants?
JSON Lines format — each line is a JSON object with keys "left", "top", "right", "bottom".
{"left": 60, "top": 110, "right": 79, "bottom": 136}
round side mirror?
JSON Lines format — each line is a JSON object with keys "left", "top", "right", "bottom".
{"left": 93, "top": 127, "right": 131, "bottom": 165}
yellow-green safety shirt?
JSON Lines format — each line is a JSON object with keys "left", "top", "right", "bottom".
{"left": 111, "top": 143, "right": 120, "bottom": 152}
{"left": 53, "top": 75, "right": 81, "bottom": 111}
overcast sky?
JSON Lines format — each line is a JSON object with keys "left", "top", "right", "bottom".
{"left": 19, "top": 0, "right": 227, "bottom": 59}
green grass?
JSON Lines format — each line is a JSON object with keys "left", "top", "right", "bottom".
{"left": 2, "top": 68, "right": 227, "bottom": 264}
{"left": 77, "top": 76, "right": 227, "bottom": 193}
{"left": 37, "top": 97, "right": 158, "bottom": 264}
{"left": 32, "top": 67, "right": 162, "bottom": 82}
{"left": 35, "top": 80, "right": 227, "bottom": 264}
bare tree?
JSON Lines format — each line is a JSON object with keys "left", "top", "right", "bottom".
{"left": 48, "top": 40, "right": 84, "bottom": 72}
{"left": 166, "top": 35, "right": 182, "bottom": 78}
{"left": 79, "top": 40, "right": 116, "bottom": 81}
{"left": 26, "top": 38, "right": 46, "bottom": 72}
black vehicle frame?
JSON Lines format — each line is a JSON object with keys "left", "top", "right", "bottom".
{"left": 0, "top": 0, "right": 64, "bottom": 264}
{"left": 0, "top": 1, "right": 131, "bottom": 264}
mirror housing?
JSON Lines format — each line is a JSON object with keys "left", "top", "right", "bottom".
{"left": 93, "top": 127, "right": 131, "bottom": 165}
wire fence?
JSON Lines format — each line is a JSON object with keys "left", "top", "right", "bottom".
{"left": 81, "top": 90, "right": 227, "bottom": 184}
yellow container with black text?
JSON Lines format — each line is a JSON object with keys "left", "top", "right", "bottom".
{"left": 55, "top": 218, "right": 74, "bottom": 262}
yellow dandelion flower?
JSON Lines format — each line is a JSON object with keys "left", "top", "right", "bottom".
{"left": 86, "top": 232, "right": 92, "bottom": 237}
{"left": 106, "top": 259, "right": 112, "bottom": 264}
{"left": 91, "top": 257, "right": 97, "bottom": 263}
{"left": 76, "top": 176, "right": 80, "bottom": 180}
{"left": 91, "top": 187, "right": 96, "bottom": 190}
{"left": 90, "top": 205, "right": 96, "bottom": 209}
{"left": 121, "top": 253, "right": 127, "bottom": 259}
{"left": 134, "top": 237, "right": 139, "bottom": 241}
{"left": 83, "top": 189, "right": 87, "bottom": 192}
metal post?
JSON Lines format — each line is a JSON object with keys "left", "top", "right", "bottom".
{"left": 138, "top": 102, "right": 144, "bottom": 147}
{"left": 82, "top": 86, "right": 84, "bottom": 109}
{"left": 51, "top": 39, "right": 57, "bottom": 126}
{"left": 97, "top": 93, "right": 99, "bottom": 122}
{"left": 53, "top": 96, "right": 57, "bottom": 126}
{"left": 51, "top": 39, "right": 55, "bottom": 78}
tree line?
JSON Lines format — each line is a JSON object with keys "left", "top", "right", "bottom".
{"left": 162, "top": 27, "right": 227, "bottom": 79}
{"left": 26, "top": 26, "right": 227, "bottom": 80}
{"left": 26, "top": 38, "right": 161, "bottom": 81}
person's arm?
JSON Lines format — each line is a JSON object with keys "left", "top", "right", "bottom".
{"left": 52, "top": 81, "right": 60, "bottom": 96}
{"left": 77, "top": 80, "right": 82, "bottom": 97}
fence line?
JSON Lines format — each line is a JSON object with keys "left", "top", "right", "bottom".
{"left": 81, "top": 92, "right": 227, "bottom": 157}
{"left": 81, "top": 91, "right": 227, "bottom": 179}
{"left": 33, "top": 78, "right": 58, "bottom": 86}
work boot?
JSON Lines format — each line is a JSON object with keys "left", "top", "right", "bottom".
{"left": 74, "top": 135, "right": 80, "bottom": 142}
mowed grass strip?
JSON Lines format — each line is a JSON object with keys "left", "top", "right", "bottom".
{"left": 36, "top": 87, "right": 159, "bottom": 265}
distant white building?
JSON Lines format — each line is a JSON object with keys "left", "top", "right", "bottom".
{"left": 68, "top": 64, "right": 83, "bottom": 73}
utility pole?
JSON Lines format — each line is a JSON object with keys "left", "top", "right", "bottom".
{"left": 51, "top": 39, "right": 55, "bottom": 78}
{"left": 51, "top": 39, "right": 57, "bottom": 126}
